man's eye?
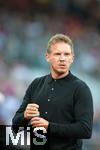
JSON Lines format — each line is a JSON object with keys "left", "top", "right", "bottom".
{"left": 65, "top": 53, "right": 70, "bottom": 56}
{"left": 55, "top": 53, "right": 60, "bottom": 55}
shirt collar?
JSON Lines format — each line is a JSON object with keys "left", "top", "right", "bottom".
{"left": 47, "top": 71, "right": 72, "bottom": 84}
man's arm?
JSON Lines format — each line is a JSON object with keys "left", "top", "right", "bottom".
{"left": 49, "top": 83, "right": 93, "bottom": 139}
{"left": 12, "top": 78, "right": 40, "bottom": 127}
{"left": 12, "top": 85, "right": 32, "bottom": 126}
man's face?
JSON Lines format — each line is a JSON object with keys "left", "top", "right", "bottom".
{"left": 45, "top": 42, "right": 74, "bottom": 76}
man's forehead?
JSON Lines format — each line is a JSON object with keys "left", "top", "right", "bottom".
{"left": 50, "top": 42, "right": 72, "bottom": 52}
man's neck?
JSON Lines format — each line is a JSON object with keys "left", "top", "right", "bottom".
{"left": 51, "top": 71, "right": 69, "bottom": 79}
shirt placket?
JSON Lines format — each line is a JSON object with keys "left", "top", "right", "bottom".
{"left": 44, "top": 80, "right": 56, "bottom": 117}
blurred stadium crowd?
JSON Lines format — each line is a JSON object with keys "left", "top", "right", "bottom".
{"left": 0, "top": 0, "right": 100, "bottom": 149}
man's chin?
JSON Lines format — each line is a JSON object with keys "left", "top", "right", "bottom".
{"left": 57, "top": 70, "right": 67, "bottom": 74}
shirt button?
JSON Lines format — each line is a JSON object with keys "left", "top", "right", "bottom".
{"left": 54, "top": 80, "right": 56, "bottom": 82}
{"left": 48, "top": 99, "right": 50, "bottom": 102}
{"left": 51, "top": 87, "right": 54, "bottom": 91}
{"left": 45, "top": 111, "right": 48, "bottom": 114}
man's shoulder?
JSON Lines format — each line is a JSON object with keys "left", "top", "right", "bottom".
{"left": 34, "top": 74, "right": 49, "bottom": 81}
{"left": 71, "top": 73, "right": 89, "bottom": 89}
{"left": 31, "top": 74, "right": 49, "bottom": 85}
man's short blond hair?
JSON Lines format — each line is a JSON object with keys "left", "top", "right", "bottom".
{"left": 47, "top": 34, "right": 74, "bottom": 53}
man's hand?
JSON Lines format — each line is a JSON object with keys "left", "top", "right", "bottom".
{"left": 31, "top": 117, "right": 49, "bottom": 130}
{"left": 24, "top": 103, "right": 40, "bottom": 120}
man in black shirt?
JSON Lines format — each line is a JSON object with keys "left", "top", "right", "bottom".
{"left": 12, "top": 34, "right": 93, "bottom": 150}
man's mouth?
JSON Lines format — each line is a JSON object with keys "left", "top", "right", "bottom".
{"left": 58, "top": 64, "right": 66, "bottom": 68}
{"left": 59, "top": 64, "right": 66, "bottom": 66}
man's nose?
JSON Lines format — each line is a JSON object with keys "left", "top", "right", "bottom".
{"left": 59, "top": 54, "right": 65, "bottom": 61}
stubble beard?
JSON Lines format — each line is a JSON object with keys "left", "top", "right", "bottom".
{"left": 51, "top": 65, "right": 68, "bottom": 76}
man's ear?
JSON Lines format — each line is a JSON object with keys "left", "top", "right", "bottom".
{"left": 71, "top": 54, "right": 74, "bottom": 64}
{"left": 45, "top": 52, "right": 50, "bottom": 62}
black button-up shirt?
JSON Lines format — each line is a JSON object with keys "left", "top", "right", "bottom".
{"left": 13, "top": 71, "right": 93, "bottom": 150}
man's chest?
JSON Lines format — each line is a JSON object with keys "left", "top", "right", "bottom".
{"left": 30, "top": 82, "right": 75, "bottom": 122}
